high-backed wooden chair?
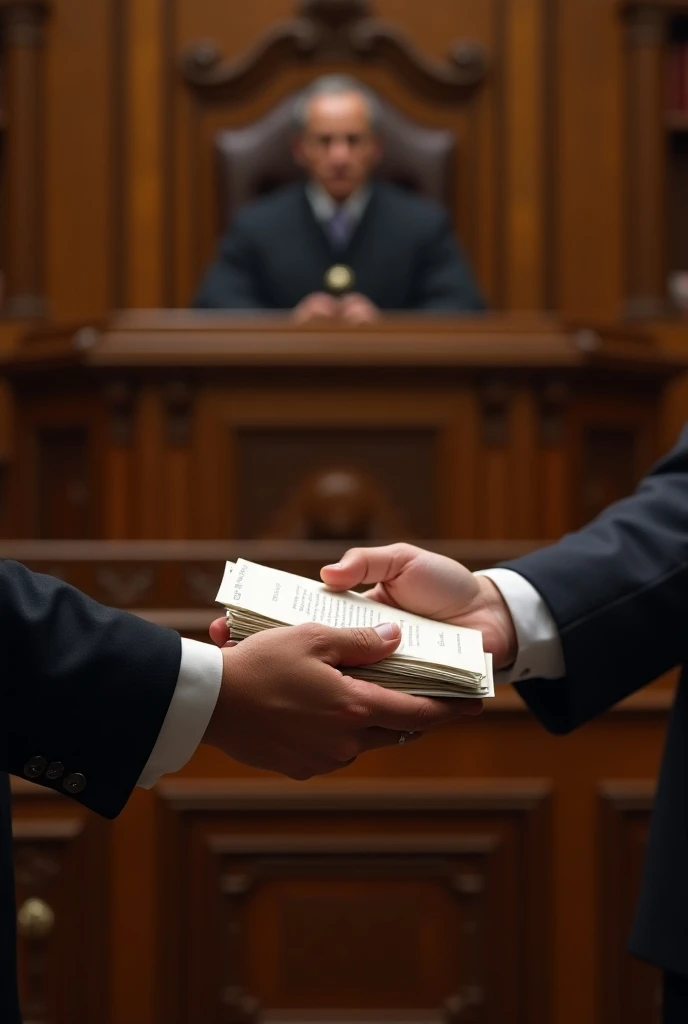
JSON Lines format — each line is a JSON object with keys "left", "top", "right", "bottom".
{"left": 214, "top": 88, "right": 457, "bottom": 228}
{"left": 179, "top": 0, "right": 487, "bottom": 300}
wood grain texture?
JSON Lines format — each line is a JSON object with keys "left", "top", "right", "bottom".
{"left": 3, "top": 315, "right": 679, "bottom": 542}
{"left": 43, "top": 0, "right": 114, "bottom": 321}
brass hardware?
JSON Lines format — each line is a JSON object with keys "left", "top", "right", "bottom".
{"left": 17, "top": 897, "right": 55, "bottom": 940}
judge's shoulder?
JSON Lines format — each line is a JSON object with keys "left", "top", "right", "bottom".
{"left": 229, "top": 182, "right": 309, "bottom": 233}
{"left": 373, "top": 181, "right": 451, "bottom": 228}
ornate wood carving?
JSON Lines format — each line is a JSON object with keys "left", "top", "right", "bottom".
{"left": 94, "top": 566, "right": 154, "bottom": 605}
{"left": 480, "top": 378, "right": 510, "bottom": 448}
{"left": 263, "top": 465, "right": 413, "bottom": 541}
{"left": 539, "top": 380, "right": 569, "bottom": 447}
{"left": 185, "top": 566, "right": 219, "bottom": 605}
{"left": 180, "top": 0, "right": 487, "bottom": 102}
{"left": 0, "top": 0, "right": 51, "bottom": 316}
{"left": 103, "top": 380, "right": 136, "bottom": 445}
{"left": 162, "top": 380, "right": 193, "bottom": 446}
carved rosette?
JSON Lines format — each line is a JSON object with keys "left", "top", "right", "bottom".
{"left": 181, "top": 0, "right": 487, "bottom": 102}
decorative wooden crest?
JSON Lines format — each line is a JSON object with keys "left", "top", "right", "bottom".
{"left": 181, "top": 0, "right": 487, "bottom": 101}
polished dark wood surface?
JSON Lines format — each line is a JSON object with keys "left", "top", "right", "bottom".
{"left": 3, "top": 313, "right": 680, "bottom": 549}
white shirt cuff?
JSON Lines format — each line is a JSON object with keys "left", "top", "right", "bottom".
{"left": 474, "top": 568, "right": 566, "bottom": 685}
{"left": 137, "top": 638, "right": 223, "bottom": 789}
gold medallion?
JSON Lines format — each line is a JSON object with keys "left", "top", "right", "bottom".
{"left": 324, "top": 264, "right": 355, "bottom": 296}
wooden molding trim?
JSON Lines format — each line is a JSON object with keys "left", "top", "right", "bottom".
{"left": 10, "top": 778, "right": 63, "bottom": 797}
{"left": 598, "top": 781, "right": 655, "bottom": 808}
{"left": 156, "top": 777, "right": 552, "bottom": 812}
{"left": 180, "top": 0, "right": 487, "bottom": 102}
{"left": 11, "top": 817, "right": 83, "bottom": 841}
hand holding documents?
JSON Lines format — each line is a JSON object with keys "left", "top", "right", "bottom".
{"left": 216, "top": 559, "right": 494, "bottom": 699}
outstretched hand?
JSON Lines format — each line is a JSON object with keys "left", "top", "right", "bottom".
{"left": 205, "top": 617, "right": 482, "bottom": 780}
{"left": 320, "top": 543, "right": 518, "bottom": 671}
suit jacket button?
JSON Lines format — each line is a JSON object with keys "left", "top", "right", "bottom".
{"left": 45, "top": 762, "right": 65, "bottom": 781}
{"left": 62, "top": 773, "right": 86, "bottom": 795}
{"left": 23, "top": 756, "right": 47, "bottom": 779}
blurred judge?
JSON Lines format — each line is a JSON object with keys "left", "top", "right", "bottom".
{"left": 193, "top": 75, "right": 484, "bottom": 323}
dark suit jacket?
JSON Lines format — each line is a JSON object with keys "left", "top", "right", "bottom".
{"left": 503, "top": 426, "right": 688, "bottom": 977}
{"left": 0, "top": 561, "right": 181, "bottom": 1022}
{"left": 193, "top": 181, "right": 485, "bottom": 312}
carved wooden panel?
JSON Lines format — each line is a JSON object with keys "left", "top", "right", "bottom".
{"left": 193, "top": 384, "right": 485, "bottom": 541}
{"left": 575, "top": 396, "right": 658, "bottom": 528}
{"left": 11, "top": 780, "right": 109, "bottom": 1024}
{"left": 157, "top": 780, "right": 551, "bottom": 1024}
{"left": 36, "top": 427, "right": 92, "bottom": 539}
{"left": 581, "top": 426, "right": 639, "bottom": 523}
{"left": 599, "top": 783, "right": 662, "bottom": 1024}
{"left": 237, "top": 427, "right": 436, "bottom": 539}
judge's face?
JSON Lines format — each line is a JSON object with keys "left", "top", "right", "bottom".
{"left": 294, "top": 92, "right": 382, "bottom": 201}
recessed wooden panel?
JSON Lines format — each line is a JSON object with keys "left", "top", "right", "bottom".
{"left": 236, "top": 427, "right": 437, "bottom": 539}
{"left": 581, "top": 426, "right": 639, "bottom": 523}
{"left": 11, "top": 782, "right": 109, "bottom": 1024}
{"left": 600, "top": 784, "right": 662, "bottom": 1024}
{"left": 36, "top": 427, "right": 93, "bottom": 539}
{"left": 158, "top": 780, "right": 551, "bottom": 1024}
{"left": 246, "top": 872, "right": 462, "bottom": 1007}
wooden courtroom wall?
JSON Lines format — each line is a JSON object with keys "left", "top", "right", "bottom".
{"left": 41, "top": 0, "right": 624, "bottom": 324}
{"left": 4, "top": 4, "right": 685, "bottom": 1024}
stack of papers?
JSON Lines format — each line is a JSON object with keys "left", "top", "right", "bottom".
{"left": 216, "top": 559, "right": 494, "bottom": 699}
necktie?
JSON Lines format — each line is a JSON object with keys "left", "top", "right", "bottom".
{"left": 327, "top": 207, "right": 352, "bottom": 251}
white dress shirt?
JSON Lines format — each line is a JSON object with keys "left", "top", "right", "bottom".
{"left": 475, "top": 569, "right": 566, "bottom": 683}
{"left": 137, "top": 569, "right": 566, "bottom": 788}
{"left": 137, "top": 638, "right": 223, "bottom": 788}
{"left": 305, "top": 181, "right": 372, "bottom": 227}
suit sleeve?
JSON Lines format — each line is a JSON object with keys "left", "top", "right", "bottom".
{"left": 0, "top": 561, "right": 181, "bottom": 818}
{"left": 501, "top": 428, "right": 688, "bottom": 733}
{"left": 411, "top": 211, "right": 486, "bottom": 312}
{"left": 193, "top": 216, "right": 267, "bottom": 310}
